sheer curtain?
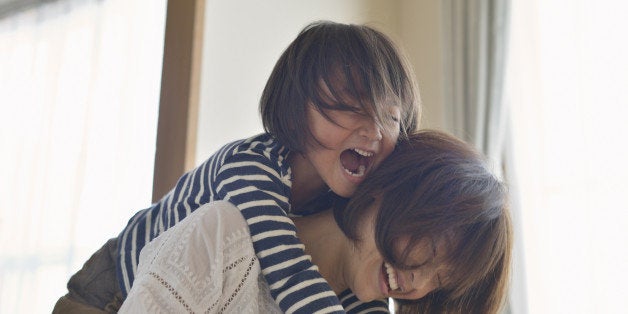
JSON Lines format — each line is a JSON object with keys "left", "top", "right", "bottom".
{"left": 506, "top": 0, "right": 628, "bottom": 313}
{"left": 440, "top": 1, "right": 527, "bottom": 313}
{"left": 0, "top": 0, "right": 166, "bottom": 312}
{"left": 442, "top": 0, "right": 510, "bottom": 162}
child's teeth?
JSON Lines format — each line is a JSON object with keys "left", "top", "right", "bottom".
{"left": 344, "top": 165, "right": 366, "bottom": 177}
{"left": 353, "top": 148, "right": 373, "bottom": 157}
{"left": 385, "top": 262, "right": 399, "bottom": 290}
{"left": 356, "top": 165, "right": 365, "bottom": 176}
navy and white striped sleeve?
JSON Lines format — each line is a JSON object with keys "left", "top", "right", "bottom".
{"left": 338, "top": 290, "right": 389, "bottom": 314}
{"left": 215, "top": 150, "right": 345, "bottom": 313}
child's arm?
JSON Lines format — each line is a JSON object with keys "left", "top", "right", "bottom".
{"left": 338, "top": 290, "right": 390, "bottom": 313}
{"left": 216, "top": 147, "right": 344, "bottom": 313}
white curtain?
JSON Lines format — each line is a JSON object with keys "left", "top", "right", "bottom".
{"left": 0, "top": 0, "right": 166, "bottom": 312}
{"left": 442, "top": 0, "right": 510, "bottom": 161}
{"left": 506, "top": 0, "right": 628, "bottom": 313}
{"left": 441, "top": 1, "right": 527, "bottom": 313}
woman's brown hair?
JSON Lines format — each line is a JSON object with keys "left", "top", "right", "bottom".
{"left": 334, "top": 130, "right": 512, "bottom": 313}
{"left": 260, "top": 20, "right": 421, "bottom": 152}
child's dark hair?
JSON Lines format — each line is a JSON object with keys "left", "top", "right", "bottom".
{"left": 334, "top": 130, "right": 512, "bottom": 313}
{"left": 260, "top": 20, "right": 421, "bottom": 152}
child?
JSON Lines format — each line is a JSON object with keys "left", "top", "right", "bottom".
{"left": 54, "top": 20, "right": 420, "bottom": 313}
{"left": 118, "top": 130, "right": 512, "bottom": 314}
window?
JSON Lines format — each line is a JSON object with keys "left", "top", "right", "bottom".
{"left": 0, "top": 0, "right": 166, "bottom": 312}
{"left": 507, "top": 0, "right": 628, "bottom": 313}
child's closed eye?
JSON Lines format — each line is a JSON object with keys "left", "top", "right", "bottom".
{"left": 336, "top": 103, "right": 366, "bottom": 114}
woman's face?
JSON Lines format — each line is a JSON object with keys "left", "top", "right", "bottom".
{"left": 344, "top": 205, "right": 452, "bottom": 302}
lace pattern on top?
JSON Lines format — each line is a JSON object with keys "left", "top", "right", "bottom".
{"left": 118, "top": 201, "right": 282, "bottom": 314}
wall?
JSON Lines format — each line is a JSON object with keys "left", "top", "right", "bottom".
{"left": 195, "top": 0, "right": 445, "bottom": 164}
{"left": 398, "top": 0, "right": 445, "bottom": 129}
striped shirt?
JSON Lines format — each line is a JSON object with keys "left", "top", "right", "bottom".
{"left": 116, "top": 133, "right": 388, "bottom": 313}
{"left": 339, "top": 291, "right": 389, "bottom": 314}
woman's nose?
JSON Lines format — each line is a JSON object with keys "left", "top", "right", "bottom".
{"left": 403, "top": 270, "right": 439, "bottom": 300}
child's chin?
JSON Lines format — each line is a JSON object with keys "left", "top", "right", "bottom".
{"left": 333, "top": 183, "right": 358, "bottom": 198}
{"left": 335, "top": 189, "right": 355, "bottom": 198}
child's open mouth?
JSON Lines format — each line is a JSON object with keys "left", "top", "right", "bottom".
{"left": 340, "top": 148, "right": 373, "bottom": 177}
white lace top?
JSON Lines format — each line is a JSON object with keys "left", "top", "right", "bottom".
{"left": 118, "top": 201, "right": 282, "bottom": 313}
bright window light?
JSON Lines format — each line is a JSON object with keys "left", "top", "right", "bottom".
{"left": 0, "top": 0, "right": 166, "bottom": 312}
{"left": 507, "top": 0, "right": 628, "bottom": 313}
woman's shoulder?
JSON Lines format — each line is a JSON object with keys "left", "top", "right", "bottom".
{"left": 138, "top": 201, "right": 251, "bottom": 269}
{"left": 194, "top": 201, "right": 249, "bottom": 233}
{"left": 135, "top": 201, "right": 254, "bottom": 290}
{"left": 124, "top": 201, "right": 266, "bottom": 313}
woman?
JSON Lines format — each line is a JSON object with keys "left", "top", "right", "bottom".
{"left": 119, "top": 131, "right": 512, "bottom": 313}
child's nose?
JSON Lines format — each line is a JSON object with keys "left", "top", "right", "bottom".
{"left": 358, "top": 118, "right": 383, "bottom": 141}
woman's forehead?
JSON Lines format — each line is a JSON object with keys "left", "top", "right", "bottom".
{"left": 396, "top": 235, "right": 453, "bottom": 265}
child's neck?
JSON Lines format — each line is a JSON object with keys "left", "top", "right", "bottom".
{"left": 293, "top": 210, "right": 348, "bottom": 294}
{"left": 289, "top": 152, "right": 328, "bottom": 209}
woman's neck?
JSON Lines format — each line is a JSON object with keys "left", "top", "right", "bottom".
{"left": 289, "top": 152, "right": 327, "bottom": 209}
{"left": 293, "top": 210, "right": 349, "bottom": 294}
